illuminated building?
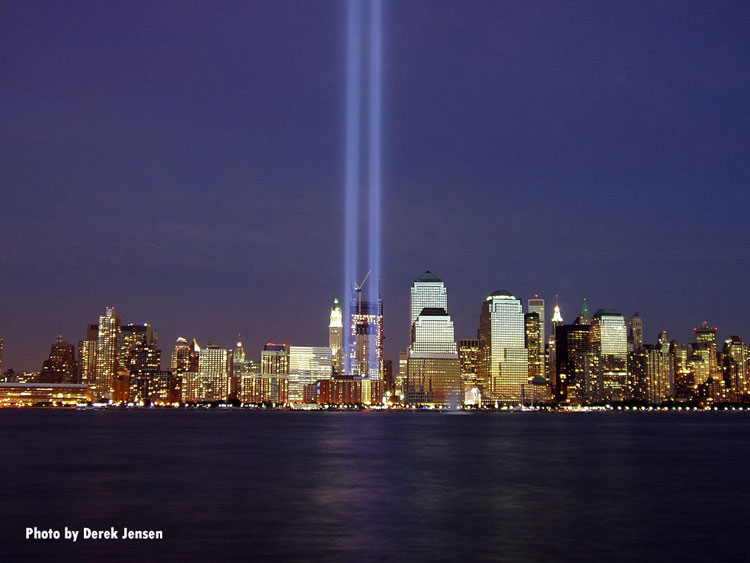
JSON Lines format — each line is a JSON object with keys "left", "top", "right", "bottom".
{"left": 170, "top": 337, "right": 191, "bottom": 373}
{"left": 644, "top": 340, "right": 674, "bottom": 404}
{"left": 548, "top": 300, "right": 564, "bottom": 386}
{"left": 575, "top": 298, "right": 591, "bottom": 326}
{"left": 406, "top": 309, "right": 461, "bottom": 406}
{"left": 554, "top": 323, "right": 590, "bottom": 404}
{"left": 233, "top": 336, "right": 248, "bottom": 374}
{"left": 261, "top": 343, "right": 289, "bottom": 376}
{"left": 329, "top": 298, "right": 344, "bottom": 375}
{"left": 694, "top": 321, "right": 719, "bottom": 379}
{"left": 349, "top": 291, "right": 384, "bottom": 380}
{"left": 477, "top": 290, "right": 528, "bottom": 403}
{"left": 528, "top": 297, "right": 545, "bottom": 355}
{"left": 39, "top": 336, "right": 78, "bottom": 384}
{"left": 459, "top": 339, "right": 479, "bottom": 403}
{"left": 589, "top": 309, "right": 628, "bottom": 402}
{"left": 629, "top": 313, "right": 644, "bottom": 351}
{"left": 525, "top": 313, "right": 543, "bottom": 380}
{"left": 404, "top": 273, "right": 460, "bottom": 406}
{"left": 78, "top": 324, "right": 98, "bottom": 390}
{"left": 722, "top": 336, "right": 749, "bottom": 397}
{"left": 410, "top": 271, "right": 447, "bottom": 328}
{"left": 395, "top": 350, "right": 407, "bottom": 397}
{"left": 0, "top": 338, "right": 3, "bottom": 373}
{"left": 0, "top": 383, "right": 89, "bottom": 407}
{"left": 189, "top": 338, "right": 200, "bottom": 371}
{"left": 688, "top": 346, "right": 711, "bottom": 386}
{"left": 94, "top": 307, "right": 121, "bottom": 400}
{"left": 129, "top": 371, "right": 174, "bottom": 404}
{"left": 238, "top": 374, "right": 288, "bottom": 404}
{"left": 670, "top": 340, "right": 692, "bottom": 400}
{"left": 288, "top": 346, "right": 332, "bottom": 403}
{"left": 199, "top": 346, "right": 232, "bottom": 401}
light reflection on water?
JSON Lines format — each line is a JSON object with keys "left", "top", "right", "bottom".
{"left": 1, "top": 410, "right": 748, "bottom": 561}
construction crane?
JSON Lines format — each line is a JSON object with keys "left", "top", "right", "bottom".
{"left": 354, "top": 271, "right": 371, "bottom": 314}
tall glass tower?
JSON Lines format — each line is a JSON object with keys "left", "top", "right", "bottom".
{"left": 406, "top": 272, "right": 460, "bottom": 406}
{"left": 94, "top": 307, "right": 120, "bottom": 400}
{"left": 410, "top": 271, "right": 447, "bottom": 332}
{"left": 477, "top": 290, "right": 529, "bottom": 403}
{"left": 589, "top": 309, "right": 628, "bottom": 401}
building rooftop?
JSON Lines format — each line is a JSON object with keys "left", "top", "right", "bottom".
{"left": 594, "top": 308, "right": 622, "bottom": 317}
{"left": 415, "top": 270, "right": 442, "bottom": 283}
{"left": 418, "top": 307, "right": 448, "bottom": 317}
{"left": 487, "top": 289, "right": 515, "bottom": 299}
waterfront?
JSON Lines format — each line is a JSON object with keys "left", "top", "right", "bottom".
{"left": 2, "top": 410, "right": 748, "bottom": 561}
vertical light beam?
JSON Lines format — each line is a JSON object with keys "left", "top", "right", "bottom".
{"left": 367, "top": 0, "right": 382, "bottom": 378}
{"left": 344, "top": 0, "right": 362, "bottom": 375}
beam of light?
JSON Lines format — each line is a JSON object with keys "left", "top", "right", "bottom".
{"left": 344, "top": 0, "right": 362, "bottom": 376}
{"left": 367, "top": 0, "right": 382, "bottom": 379}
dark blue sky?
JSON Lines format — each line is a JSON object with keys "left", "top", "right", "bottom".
{"left": 2, "top": 1, "right": 749, "bottom": 370}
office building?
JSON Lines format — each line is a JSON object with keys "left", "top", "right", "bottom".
{"left": 94, "top": 307, "right": 121, "bottom": 400}
{"left": 288, "top": 346, "right": 333, "bottom": 403}
{"left": 589, "top": 309, "right": 628, "bottom": 402}
{"left": 477, "top": 290, "right": 528, "bottom": 403}
{"left": 329, "top": 298, "right": 344, "bottom": 375}
{"left": 39, "top": 336, "right": 78, "bottom": 384}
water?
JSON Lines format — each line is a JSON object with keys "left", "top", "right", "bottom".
{"left": 1, "top": 410, "right": 748, "bottom": 561}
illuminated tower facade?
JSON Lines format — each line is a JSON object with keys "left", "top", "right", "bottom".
{"left": 477, "top": 290, "right": 528, "bottom": 403}
{"left": 528, "top": 297, "right": 545, "bottom": 353}
{"left": 289, "top": 346, "right": 333, "bottom": 403}
{"left": 459, "top": 338, "right": 480, "bottom": 402}
{"left": 722, "top": 336, "right": 749, "bottom": 397}
{"left": 349, "top": 288, "right": 383, "bottom": 380}
{"left": 171, "top": 337, "right": 191, "bottom": 373}
{"left": 78, "top": 324, "right": 98, "bottom": 387}
{"left": 694, "top": 321, "right": 719, "bottom": 380}
{"left": 410, "top": 271, "right": 447, "bottom": 328}
{"left": 589, "top": 309, "right": 628, "bottom": 402}
{"left": 262, "top": 343, "right": 289, "bottom": 375}
{"left": 555, "top": 323, "right": 591, "bottom": 403}
{"left": 525, "top": 313, "right": 542, "bottom": 380}
{"left": 329, "top": 298, "right": 344, "bottom": 375}
{"left": 94, "top": 307, "right": 121, "bottom": 400}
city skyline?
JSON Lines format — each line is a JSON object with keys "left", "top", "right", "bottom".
{"left": 2, "top": 2, "right": 750, "bottom": 373}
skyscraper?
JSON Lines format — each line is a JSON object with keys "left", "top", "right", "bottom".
{"left": 459, "top": 338, "right": 480, "bottom": 403}
{"left": 78, "top": 324, "right": 98, "bottom": 389}
{"left": 410, "top": 271, "right": 447, "bottom": 328}
{"left": 289, "top": 346, "right": 333, "bottom": 403}
{"left": 94, "top": 307, "right": 120, "bottom": 400}
{"left": 477, "top": 290, "right": 528, "bottom": 403}
{"left": 694, "top": 321, "right": 719, "bottom": 379}
{"left": 629, "top": 313, "right": 644, "bottom": 351}
{"left": 262, "top": 343, "right": 289, "bottom": 376}
{"left": 171, "top": 337, "right": 191, "bottom": 373}
{"left": 329, "top": 298, "right": 344, "bottom": 375}
{"left": 39, "top": 336, "right": 78, "bottom": 384}
{"left": 722, "top": 336, "right": 749, "bottom": 397}
{"left": 405, "top": 272, "right": 461, "bottom": 406}
{"left": 528, "top": 297, "right": 545, "bottom": 353}
{"left": 589, "top": 309, "right": 628, "bottom": 402}
{"left": 525, "top": 312, "right": 543, "bottom": 380}
{"left": 554, "top": 323, "right": 591, "bottom": 403}
{"left": 198, "top": 345, "right": 232, "bottom": 402}
{"left": 349, "top": 285, "right": 383, "bottom": 380}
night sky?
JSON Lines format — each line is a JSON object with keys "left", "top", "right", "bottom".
{"left": 2, "top": 1, "right": 749, "bottom": 371}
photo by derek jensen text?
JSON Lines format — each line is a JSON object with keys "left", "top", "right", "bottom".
{"left": 26, "top": 526, "right": 163, "bottom": 541}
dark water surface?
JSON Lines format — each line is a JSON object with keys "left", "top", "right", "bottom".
{"left": 1, "top": 410, "right": 748, "bottom": 561}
